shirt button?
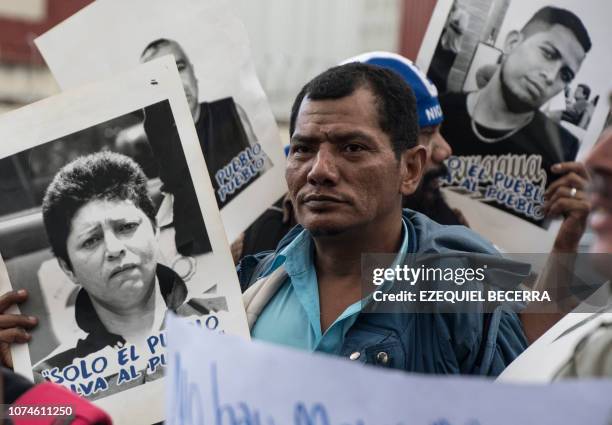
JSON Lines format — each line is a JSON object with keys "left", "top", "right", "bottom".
{"left": 376, "top": 351, "right": 389, "bottom": 365}
{"left": 349, "top": 351, "right": 361, "bottom": 361}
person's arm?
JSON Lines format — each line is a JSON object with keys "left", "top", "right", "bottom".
{"left": 0, "top": 290, "right": 38, "bottom": 368}
{"left": 520, "top": 161, "right": 591, "bottom": 344}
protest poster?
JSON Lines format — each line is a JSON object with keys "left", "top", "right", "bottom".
{"left": 416, "top": 0, "right": 612, "bottom": 252}
{"left": 499, "top": 282, "right": 612, "bottom": 383}
{"left": 35, "top": 0, "right": 288, "bottom": 243}
{"left": 166, "top": 314, "right": 612, "bottom": 425}
{"left": 0, "top": 56, "right": 249, "bottom": 425}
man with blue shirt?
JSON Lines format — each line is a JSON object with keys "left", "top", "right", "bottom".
{"left": 233, "top": 52, "right": 462, "bottom": 263}
{"left": 238, "top": 63, "right": 527, "bottom": 375}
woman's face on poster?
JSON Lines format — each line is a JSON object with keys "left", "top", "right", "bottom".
{"left": 61, "top": 198, "right": 158, "bottom": 312}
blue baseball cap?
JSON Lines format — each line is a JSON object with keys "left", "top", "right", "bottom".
{"left": 342, "top": 51, "right": 444, "bottom": 129}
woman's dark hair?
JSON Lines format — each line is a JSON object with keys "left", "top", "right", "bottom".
{"left": 42, "top": 151, "right": 156, "bottom": 269}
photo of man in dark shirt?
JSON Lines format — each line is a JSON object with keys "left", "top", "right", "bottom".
{"left": 140, "top": 39, "right": 270, "bottom": 255}
{"left": 438, "top": 6, "right": 591, "bottom": 225}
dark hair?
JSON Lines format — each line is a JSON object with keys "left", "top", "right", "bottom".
{"left": 577, "top": 83, "right": 591, "bottom": 99}
{"left": 521, "top": 6, "right": 591, "bottom": 53}
{"left": 141, "top": 38, "right": 185, "bottom": 59}
{"left": 289, "top": 62, "right": 419, "bottom": 158}
{"left": 42, "top": 151, "right": 156, "bottom": 269}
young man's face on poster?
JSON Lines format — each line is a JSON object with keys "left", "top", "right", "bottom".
{"left": 61, "top": 199, "right": 158, "bottom": 312}
{"left": 501, "top": 24, "right": 586, "bottom": 112}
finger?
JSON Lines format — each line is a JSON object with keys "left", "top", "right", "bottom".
{"left": 0, "top": 314, "right": 37, "bottom": 330}
{"left": 546, "top": 198, "right": 590, "bottom": 218}
{"left": 545, "top": 172, "right": 589, "bottom": 196}
{"left": 544, "top": 186, "right": 587, "bottom": 208}
{"left": 545, "top": 172, "right": 589, "bottom": 194}
{"left": 0, "top": 343, "right": 13, "bottom": 369}
{"left": 0, "top": 327, "right": 31, "bottom": 345}
{"left": 544, "top": 182, "right": 584, "bottom": 210}
{"left": 0, "top": 290, "right": 28, "bottom": 313}
{"left": 551, "top": 162, "right": 589, "bottom": 179}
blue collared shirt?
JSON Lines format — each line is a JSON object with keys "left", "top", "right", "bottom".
{"left": 251, "top": 220, "right": 409, "bottom": 354}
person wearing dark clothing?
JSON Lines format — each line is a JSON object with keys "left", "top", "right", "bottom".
{"left": 438, "top": 6, "right": 591, "bottom": 225}
{"left": 143, "top": 100, "right": 212, "bottom": 256}
{"left": 197, "top": 97, "right": 261, "bottom": 206}
{"left": 240, "top": 196, "right": 296, "bottom": 259}
{"left": 33, "top": 263, "right": 224, "bottom": 400}
{"left": 141, "top": 39, "right": 267, "bottom": 202}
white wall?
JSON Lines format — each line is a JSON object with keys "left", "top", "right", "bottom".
{"left": 0, "top": 0, "right": 46, "bottom": 22}
{"left": 230, "top": 0, "right": 401, "bottom": 121}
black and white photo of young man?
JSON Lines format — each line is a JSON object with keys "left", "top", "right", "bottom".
{"left": 437, "top": 6, "right": 592, "bottom": 225}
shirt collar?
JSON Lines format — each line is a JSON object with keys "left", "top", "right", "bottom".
{"left": 276, "top": 219, "right": 411, "bottom": 346}
{"left": 279, "top": 218, "right": 411, "bottom": 275}
{"left": 73, "top": 264, "right": 186, "bottom": 356}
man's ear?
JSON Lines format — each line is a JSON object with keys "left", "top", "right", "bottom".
{"left": 58, "top": 258, "right": 78, "bottom": 284}
{"left": 503, "top": 30, "right": 523, "bottom": 55}
{"left": 399, "top": 145, "right": 427, "bottom": 196}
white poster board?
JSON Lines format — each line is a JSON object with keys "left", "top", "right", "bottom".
{"left": 416, "top": 0, "right": 612, "bottom": 253}
{"left": 35, "top": 0, "right": 288, "bottom": 242}
{"left": 166, "top": 315, "right": 612, "bottom": 425}
{"left": 499, "top": 282, "right": 612, "bottom": 383}
{"left": 0, "top": 57, "right": 249, "bottom": 425}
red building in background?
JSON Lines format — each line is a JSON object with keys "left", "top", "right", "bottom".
{"left": 0, "top": 0, "right": 437, "bottom": 112}
{"left": 0, "top": 0, "right": 92, "bottom": 111}
{"left": 399, "top": 0, "right": 437, "bottom": 61}
{"left": 0, "top": 0, "right": 92, "bottom": 65}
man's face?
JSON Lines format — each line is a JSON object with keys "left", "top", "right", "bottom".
{"left": 62, "top": 199, "right": 158, "bottom": 312}
{"left": 500, "top": 24, "right": 586, "bottom": 112}
{"left": 406, "top": 125, "right": 452, "bottom": 213}
{"left": 142, "top": 42, "right": 199, "bottom": 118}
{"left": 286, "top": 87, "right": 419, "bottom": 236}
{"left": 418, "top": 124, "right": 451, "bottom": 174}
{"left": 586, "top": 130, "right": 612, "bottom": 256}
{"left": 574, "top": 85, "right": 587, "bottom": 101}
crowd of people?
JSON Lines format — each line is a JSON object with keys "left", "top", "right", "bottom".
{"left": 0, "top": 5, "right": 610, "bottom": 423}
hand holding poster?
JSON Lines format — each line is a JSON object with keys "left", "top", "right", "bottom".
{"left": 0, "top": 56, "right": 249, "bottom": 425}
{"left": 35, "top": 0, "right": 288, "bottom": 243}
{"left": 416, "top": 0, "right": 612, "bottom": 252}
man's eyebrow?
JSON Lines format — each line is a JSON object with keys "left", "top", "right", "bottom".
{"left": 543, "top": 41, "right": 577, "bottom": 77}
{"left": 329, "top": 130, "right": 375, "bottom": 143}
{"left": 291, "top": 131, "right": 376, "bottom": 144}
{"left": 290, "top": 134, "right": 319, "bottom": 144}
{"left": 542, "top": 41, "right": 562, "bottom": 59}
